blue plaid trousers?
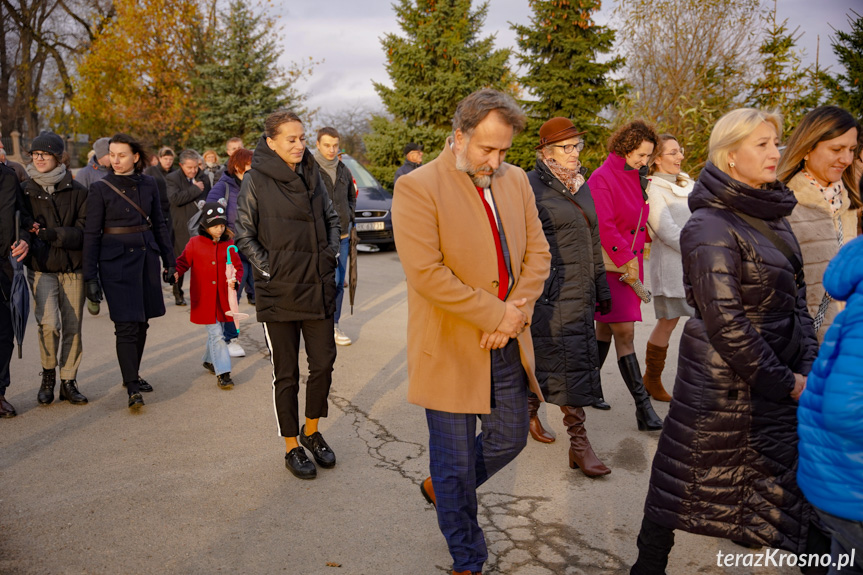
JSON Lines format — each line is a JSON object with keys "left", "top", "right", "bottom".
{"left": 425, "top": 338, "right": 530, "bottom": 572}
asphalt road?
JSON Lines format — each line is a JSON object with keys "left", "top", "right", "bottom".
{"left": 1, "top": 250, "right": 805, "bottom": 574}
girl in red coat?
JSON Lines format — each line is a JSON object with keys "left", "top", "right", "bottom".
{"left": 175, "top": 201, "right": 243, "bottom": 389}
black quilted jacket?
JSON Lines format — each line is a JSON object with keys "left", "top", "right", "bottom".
{"left": 642, "top": 162, "right": 818, "bottom": 552}
{"left": 528, "top": 161, "right": 610, "bottom": 407}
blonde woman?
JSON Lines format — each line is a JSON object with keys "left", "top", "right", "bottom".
{"left": 642, "top": 135, "right": 694, "bottom": 402}
{"left": 778, "top": 105, "right": 859, "bottom": 341}
{"left": 630, "top": 109, "right": 820, "bottom": 573}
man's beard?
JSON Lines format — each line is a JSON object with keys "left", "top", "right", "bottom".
{"left": 455, "top": 145, "right": 496, "bottom": 188}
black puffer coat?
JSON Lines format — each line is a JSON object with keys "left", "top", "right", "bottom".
{"left": 528, "top": 161, "right": 610, "bottom": 407}
{"left": 235, "top": 138, "right": 340, "bottom": 323}
{"left": 643, "top": 162, "right": 818, "bottom": 552}
{"left": 20, "top": 171, "right": 87, "bottom": 273}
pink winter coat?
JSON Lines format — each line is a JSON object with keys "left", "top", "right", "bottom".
{"left": 588, "top": 153, "right": 650, "bottom": 270}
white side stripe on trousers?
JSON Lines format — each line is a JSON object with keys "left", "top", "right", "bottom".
{"left": 261, "top": 322, "right": 283, "bottom": 437}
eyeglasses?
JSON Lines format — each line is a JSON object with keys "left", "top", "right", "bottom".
{"left": 551, "top": 142, "right": 585, "bottom": 154}
{"left": 663, "top": 147, "right": 684, "bottom": 157}
{"left": 30, "top": 152, "right": 53, "bottom": 160}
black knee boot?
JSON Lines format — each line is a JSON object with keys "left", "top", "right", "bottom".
{"left": 592, "top": 339, "right": 612, "bottom": 410}
{"left": 631, "top": 516, "right": 675, "bottom": 575}
{"left": 618, "top": 354, "right": 663, "bottom": 431}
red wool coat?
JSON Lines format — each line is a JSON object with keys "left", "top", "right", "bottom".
{"left": 175, "top": 235, "right": 244, "bottom": 325}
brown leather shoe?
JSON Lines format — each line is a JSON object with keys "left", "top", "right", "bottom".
{"left": 561, "top": 406, "right": 610, "bottom": 477}
{"left": 528, "top": 394, "right": 555, "bottom": 443}
{"left": 420, "top": 476, "right": 436, "bottom": 508}
{"left": 0, "top": 395, "right": 17, "bottom": 418}
{"left": 643, "top": 342, "right": 672, "bottom": 402}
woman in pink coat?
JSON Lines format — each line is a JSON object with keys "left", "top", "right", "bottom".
{"left": 588, "top": 120, "right": 663, "bottom": 431}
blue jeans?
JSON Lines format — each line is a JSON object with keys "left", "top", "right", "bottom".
{"left": 222, "top": 320, "right": 238, "bottom": 342}
{"left": 202, "top": 323, "right": 231, "bottom": 375}
{"left": 425, "top": 339, "right": 529, "bottom": 573}
{"left": 334, "top": 236, "right": 350, "bottom": 324}
{"left": 816, "top": 509, "right": 863, "bottom": 574}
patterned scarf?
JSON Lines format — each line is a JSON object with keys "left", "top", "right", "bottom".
{"left": 543, "top": 158, "right": 585, "bottom": 194}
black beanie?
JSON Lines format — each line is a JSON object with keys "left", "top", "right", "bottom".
{"left": 201, "top": 201, "right": 228, "bottom": 229}
{"left": 29, "top": 132, "right": 65, "bottom": 156}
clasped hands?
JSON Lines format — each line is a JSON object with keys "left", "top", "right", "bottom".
{"left": 480, "top": 298, "right": 528, "bottom": 350}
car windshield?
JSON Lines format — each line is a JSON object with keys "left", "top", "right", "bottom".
{"left": 340, "top": 155, "right": 380, "bottom": 189}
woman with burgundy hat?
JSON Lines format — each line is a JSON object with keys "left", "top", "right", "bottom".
{"left": 526, "top": 117, "right": 613, "bottom": 476}
{"left": 20, "top": 131, "right": 89, "bottom": 407}
{"left": 588, "top": 120, "right": 663, "bottom": 432}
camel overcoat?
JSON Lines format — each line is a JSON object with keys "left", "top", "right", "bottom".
{"left": 392, "top": 141, "right": 551, "bottom": 414}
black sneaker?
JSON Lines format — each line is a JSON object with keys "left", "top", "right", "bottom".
{"left": 299, "top": 425, "right": 336, "bottom": 469}
{"left": 216, "top": 373, "right": 234, "bottom": 390}
{"left": 285, "top": 447, "right": 316, "bottom": 479}
{"left": 203, "top": 362, "right": 215, "bottom": 375}
{"left": 128, "top": 393, "right": 144, "bottom": 411}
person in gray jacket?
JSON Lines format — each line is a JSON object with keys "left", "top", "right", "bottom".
{"left": 314, "top": 127, "right": 356, "bottom": 346}
{"left": 75, "top": 137, "right": 111, "bottom": 189}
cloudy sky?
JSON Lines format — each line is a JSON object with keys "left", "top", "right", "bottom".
{"left": 278, "top": 0, "right": 859, "bottom": 116}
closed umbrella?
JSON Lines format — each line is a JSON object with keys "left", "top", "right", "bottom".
{"left": 225, "top": 245, "right": 249, "bottom": 331}
{"left": 9, "top": 212, "right": 29, "bottom": 358}
{"left": 348, "top": 226, "right": 358, "bottom": 314}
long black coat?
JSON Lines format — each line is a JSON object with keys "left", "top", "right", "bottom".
{"left": 20, "top": 171, "right": 87, "bottom": 273}
{"left": 643, "top": 163, "right": 818, "bottom": 552}
{"left": 83, "top": 173, "right": 175, "bottom": 323}
{"left": 165, "top": 168, "right": 210, "bottom": 258}
{"left": 528, "top": 161, "right": 610, "bottom": 407}
{"left": 0, "top": 164, "right": 29, "bottom": 299}
{"left": 235, "top": 138, "right": 340, "bottom": 324}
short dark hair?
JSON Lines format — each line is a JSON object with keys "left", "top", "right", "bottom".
{"left": 452, "top": 89, "right": 526, "bottom": 137}
{"left": 227, "top": 148, "right": 253, "bottom": 176}
{"left": 317, "top": 126, "right": 339, "bottom": 142}
{"left": 607, "top": 120, "right": 659, "bottom": 157}
{"left": 225, "top": 137, "right": 243, "bottom": 148}
{"left": 265, "top": 109, "right": 303, "bottom": 139}
{"left": 109, "top": 133, "right": 149, "bottom": 173}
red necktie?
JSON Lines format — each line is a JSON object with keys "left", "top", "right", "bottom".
{"left": 475, "top": 187, "right": 508, "bottom": 300}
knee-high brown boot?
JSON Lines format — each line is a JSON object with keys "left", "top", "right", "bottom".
{"left": 528, "top": 394, "right": 555, "bottom": 443}
{"left": 561, "top": 405, "right": 610, "bottom": 477}
{"left": 643, "top": 342, "right": 672, "bottom": 402}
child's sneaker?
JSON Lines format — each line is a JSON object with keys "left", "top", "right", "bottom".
{"left": 227, "top": 339, "right": 245, "bottom": 357}
{"left": 217, "top": 373, "right": 234, "bottom": 390}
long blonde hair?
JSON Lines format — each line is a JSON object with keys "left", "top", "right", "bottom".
{"left": 708, "top": 108, "right": 783, "bottom": 174}
{"left": 777, "top": 105, "right": 861, "bottom": 209}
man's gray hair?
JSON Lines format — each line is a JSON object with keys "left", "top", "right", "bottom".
{"left": 452, "top": 89, "right": 526, "bottom": 137}
{"left": 178, "top": 149, "right": 202, "bottom": 165}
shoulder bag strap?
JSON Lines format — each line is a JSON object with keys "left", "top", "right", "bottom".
{"left": 733, "top": 209, "right": 804, "bottom": 366}
{"left": 101, "top": 179, "right": 151, "bottom": 226}
{"left": 733, "top": 210, "right": 803, "bottom": 289}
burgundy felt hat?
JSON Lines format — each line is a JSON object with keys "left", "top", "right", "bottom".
{"left": 535, "top": 117, "right": 587, "bottom": 150}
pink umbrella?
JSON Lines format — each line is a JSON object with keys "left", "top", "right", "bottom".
{"left": 225, "top": 246, "right": 249, "bottom": 331}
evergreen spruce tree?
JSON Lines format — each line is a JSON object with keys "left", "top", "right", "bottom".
{"left": 191, "top": 1, "right": 310, "bottom": 152}
{"left": 824, "top": 10, "right": 863, "bottom": 119}
{"left": 509, "top": 0, "right": 624, "bottom": 170}
{"left": 747, "top": 0, "right": 823, "bottom": 137}
{"left": 364, "top": 0, "right": 514, "bottom": 190}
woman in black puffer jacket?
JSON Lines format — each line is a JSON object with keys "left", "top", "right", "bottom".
{"left": 630, "top": 109, "right": 821, "bottom": 574}
{"left": 526, "top": 117, "right": 612, "bottom": 477}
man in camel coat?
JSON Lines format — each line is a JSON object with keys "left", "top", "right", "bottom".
{"left": 392, "top": 89, "right": 550, "bottom": 575}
